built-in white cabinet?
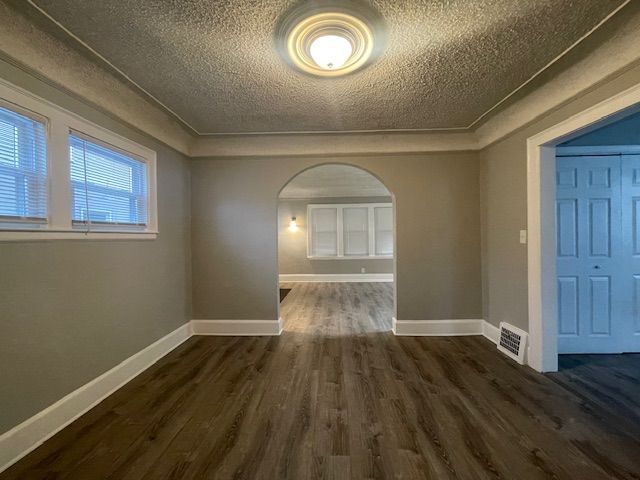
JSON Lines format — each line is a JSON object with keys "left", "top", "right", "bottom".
{"left": 307, "top": 203, "right": 393, "bottom": 259}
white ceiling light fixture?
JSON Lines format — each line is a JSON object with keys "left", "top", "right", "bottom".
{"left": 286, "top": 12, "right": 374, "bottom": 77}
{"left": 309, "top": 34, "right": 353, "bottom": 70}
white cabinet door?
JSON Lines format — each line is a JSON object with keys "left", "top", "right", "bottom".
{"left": 556, "top": 154, "right": 627, "bottom": 353}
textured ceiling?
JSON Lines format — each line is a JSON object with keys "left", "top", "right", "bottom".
{"left": 280, "top": 165, "right": 389, "bottom": 199}
{"left": 21, "top": 0, "right": 626, "bottom": 134}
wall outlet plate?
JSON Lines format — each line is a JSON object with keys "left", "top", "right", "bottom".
{"left": 519, "top": 230, "right": 527, "bottom": 244}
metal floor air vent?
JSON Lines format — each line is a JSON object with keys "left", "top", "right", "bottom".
{"left": 497, "top": 322, "right": 528, "bottom": 365}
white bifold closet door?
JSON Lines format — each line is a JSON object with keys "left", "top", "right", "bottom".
{"left": 556, "top": 153, "right": 640, "bottom": 354}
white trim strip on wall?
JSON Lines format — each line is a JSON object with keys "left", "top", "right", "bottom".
{"left": 0, "top": 231, "right": 158, "bottom": 242}
{"left": 393, "top": 317, "right": 502, "bottom": 346}
{"left": 482, "top": 321, "right": 501, "bottom": 345}
{"left": 0, "top": 322, "right": 192, "bottom": 474}
{"left": 393, "top": 318, "right": 483, "bottom": 336}
{"left": 555, "top": 145, "right": 640, "bottom": 156}
{"left": 191, "top": 318, "right": 283, "bottom": 336}
{"left": 279, "top": 273, "right": 393, "bottom": 283}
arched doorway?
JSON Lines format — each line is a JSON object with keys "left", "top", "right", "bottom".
{"left": 276, "top": 163, "right": 396, "bottom": 334}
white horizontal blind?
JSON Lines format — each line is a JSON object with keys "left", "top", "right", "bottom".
{"left": 343, "top": 206, "right": 369, "bottom": 256}
{"left": 0, "top": 105, "right": 47, "bottom": 223}
{"left": 310, "top": 207, "right": 338, "bottom": 256}
{"left": 374, "top": 206, "right": 393, "bottom": 255}
{"left": 69, "top": 133, "right": 148, "bottom": 228}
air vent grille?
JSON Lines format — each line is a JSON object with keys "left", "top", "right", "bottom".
{"left": 497, "top": 322, "right": 528, "bottom": 365}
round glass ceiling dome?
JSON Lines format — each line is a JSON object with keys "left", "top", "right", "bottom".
{"left": 309, "top": 34, "right": 353, "bottom": 70}
{"left": 286, "top": 12, "right": 374, "bottom": 77}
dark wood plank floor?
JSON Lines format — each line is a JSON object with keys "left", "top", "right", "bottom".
{"left": 3, "top": 282, "right": 640, "bottom": 479}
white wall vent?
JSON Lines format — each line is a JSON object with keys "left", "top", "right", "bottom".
{"left": 497, "top": 322, "right": 528, "bottom": 365}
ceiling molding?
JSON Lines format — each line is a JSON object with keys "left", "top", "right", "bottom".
{"left": 24, "top": 0, "right": 200, "bottom": 137}
{"left": 189, "top": 131, "right": 478, "bottom": 158}
{"left": 0, "top": 2, "right": 194, "bottom": 156}
{"left": 466, "top": 0, "right": 631, "bottom": 130}
{"left": 475, "top": 3, "right": 640, "bottom": 150}
{"left": 197, "top": 126, "right": 468, "bottom": 137}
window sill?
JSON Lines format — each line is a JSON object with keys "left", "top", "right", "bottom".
{"left": 0, "top": 230, "right": 158, "bottom": 242}
{"left": 307, "top": 255, "right": 393, "bottom": 260}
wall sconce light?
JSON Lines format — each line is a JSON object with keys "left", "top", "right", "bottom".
{"left": 288, "top": 216, "right": 298, "bottom": 232}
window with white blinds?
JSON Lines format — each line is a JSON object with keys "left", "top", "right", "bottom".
{"left": 0, "top": 105, "right": 47, "bottom": 223}
{"left": 374, "top": 206, "right": 393, "bottom": 256}
{"left": 308, "top": 203, "right": 393, "bottom": 258}
{"left": 0, "top": 81, "right": 157, "bottom": 240}
{"left": 343, "top": 206, "right": 369, "bottom": 256}
{"left": 69, "top": 133, "right": 149, "bottom": 229}
{"left": 310, "top": 207, "right": 338, "bottom": 256}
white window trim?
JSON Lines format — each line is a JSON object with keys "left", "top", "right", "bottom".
{"left": 0, "top": 78, "right": 158, "bottom": 241}
{"left": 307, "top": 203, "right": 393, "bottom": 259}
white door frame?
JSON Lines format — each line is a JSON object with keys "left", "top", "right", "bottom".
{"left": 556, "top": 145, "right": 640, "bottom": 156}
{"left": 526, "top": 83, "right": 640, "bottom": 372}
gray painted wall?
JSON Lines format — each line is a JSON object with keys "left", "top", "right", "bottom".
{"left": 0, "top": 61, "right": 192, "bottom": 434}
{"left": 278, "top": 197, "right": 393, "bottom": 275}
{"left": 480, "top": 61, "right": 640, "bottom": 332}
{"left": 192, "top": 155, "right": 482, "bottom": 321}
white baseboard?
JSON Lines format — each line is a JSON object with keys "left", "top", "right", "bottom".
{"left": 393, "top": 317, "right": 502, "bottom": 345}
{"left": 0, "top": 322, "right": 192, "bottom": 474}
{"left": 191, "top": 318, "right": 283, "bottom": 336}
{"left": 279, "top": 273, "right": 393, "bottom": 283}
{"left": 482, "top": 321, "right": 500, "bottom": 345}
{"left": 393, "top": 318, "right": 484, "bottom": 336}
